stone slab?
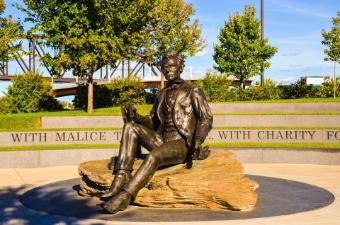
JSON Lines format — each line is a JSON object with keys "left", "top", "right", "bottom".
{"left": 19, "top": 175, "right": 334, "bottom": 222}
{"left": 0, "top": 151, "right": 40, "bottom": 168}
{"left": 41, "top": 114, "right": 340, "bottom": 128}
{"left": 210, "top": 102, "right": 340, "bottom": 113}
{"left": 214, "top": 115, "right": 340, "bottom": 127}
{"left": 1, "top": 129, "right": 339, "bottom": 147}
{"left": 1, "top": 148, "right": 340, "bottom": 168}
{"left": 230, "top": 148, "right": 340, "bottom": 165}
{"left": 0, "top": 148, "right": 118, "bottom": 168}
{"left": 0, "top": 130, "right": 122, "bottom": 146}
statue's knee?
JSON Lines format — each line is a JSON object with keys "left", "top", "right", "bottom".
{"left": 123, "top": 122, "right": 136, "bottom": 132}
{"left": 147, "top": 150, "right": 161, "bottom": 164}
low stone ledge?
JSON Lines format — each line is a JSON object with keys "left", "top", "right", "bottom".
{"left": 41, "top": 114, "right": 340, "bottom": 129}
{"left": 1, "top": 147, "right": 340, "bottom": 168}
{"left": 210, "top": 102, "right": 340, "bottom": 113}
{"left": 1, "top": 128, "right": 339, "bottom": 147}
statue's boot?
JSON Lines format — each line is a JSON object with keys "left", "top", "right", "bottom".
{"left": 100, "top": 170, "right": 131, "bottom": 201}
{"left": 102, "top": 191, "right": 132, "bottom": 214}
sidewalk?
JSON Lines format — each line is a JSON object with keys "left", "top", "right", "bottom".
{"left": 1, "top": 164, "right": 340, "bottom": 225}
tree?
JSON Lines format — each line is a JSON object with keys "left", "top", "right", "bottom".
{"left": 213, "top": 5, "right": 277, "bottom": 88}
{"left": 322, "top": 11, "right": 339, "bottom": 98}
{"left": 141, "top": 0, "right": 205, "bottom": 62}
{"left": 141, "top": 0, "right": 205, "bottom": 88}
{"left": 20, "top": 0, "right": 204, "bottom": 109}
{"left": 21, "top": 0, "right": 155, "bottom": 113}
{"left": 0, "top": 0, "right": 22, "bottom": 66}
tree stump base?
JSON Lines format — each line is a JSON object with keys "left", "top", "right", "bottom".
{"left": 78, "top": 149, "right": 258, "bottom": 211}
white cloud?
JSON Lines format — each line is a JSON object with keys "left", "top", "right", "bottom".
{"left": 195, "top": 49, "right": 209, "bottom": 57}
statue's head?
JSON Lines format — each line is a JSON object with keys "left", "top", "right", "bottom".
{"left": 161, "top": 52, "right": 184, "bottom": 82}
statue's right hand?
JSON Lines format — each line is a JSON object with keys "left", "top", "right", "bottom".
{"left": 121, "top": 103, "right": 136, "bottom": 122}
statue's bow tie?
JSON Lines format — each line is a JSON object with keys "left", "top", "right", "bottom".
{"left": 167, "top": 83, "right": 181, "bottom": 90}
{"left": 166, "top": 79, "right": 184, "bottom": 90}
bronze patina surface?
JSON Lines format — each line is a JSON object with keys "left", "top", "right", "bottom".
{"left": 100, "top": 52, "right": 214, "bottom": 214}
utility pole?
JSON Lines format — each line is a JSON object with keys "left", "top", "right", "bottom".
{"left": 260, "top": 0, "right": 265, "bottom": 87}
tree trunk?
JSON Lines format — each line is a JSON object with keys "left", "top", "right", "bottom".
{"left": 161, "top": 72, "right": 165, "bottom": 89}
{"left": 87, "top": 75, "right": 93, "bottom": 113}
{"left": 334, "top": 62, "right": 337, "bottom": 98}
{"left": 240, "top": 78, "right": 245, "bottom": 89}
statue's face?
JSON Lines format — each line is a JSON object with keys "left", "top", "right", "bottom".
{"left": 161, "top": 56, "right": 183, "bottom": 82}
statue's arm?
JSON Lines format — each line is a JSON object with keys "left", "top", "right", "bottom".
{"left": 192, "top": 87, "right": 213, "bottom": 145}
{"left": 132, "top": 95, "right": 160, "bottom": 130}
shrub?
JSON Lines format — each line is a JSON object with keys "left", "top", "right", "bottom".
{"left": 5, "top": 72, "right": 62, "bottom": 113}
{"left": 73, "top": 84, "right": 112, "bottom": 109}
{"left": 108, "top": 76, "right": 147, "bottom": 106}
{"left": 196, "top": 70, "right": 234, "bottom": 102}
{"left": 145, "top": 88, "right": 159, "bottom": 104}
{"left": 197, "top": 72, "right": 281, "bottom": 102}
{"left": 74, "top": 75, "right": 149, "bottom": 109}
{"left": 317, "top": 80, "right": 340, "bottom": 97}
{"left": 278, "top": 80, "right": 339, "bottom": 99}
{"left": 246, "top": 79, "right": 282, "bottom": 100}
{"left": 0, "top": 96, "right": 10, "bottom": 113}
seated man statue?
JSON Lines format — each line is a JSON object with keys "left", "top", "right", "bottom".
{"left": 101, "top": 52, "right": 213, "bottom": 214}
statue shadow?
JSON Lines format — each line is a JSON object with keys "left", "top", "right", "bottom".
{"left": 19, "top": 175, "right": 335, "bottom": 222}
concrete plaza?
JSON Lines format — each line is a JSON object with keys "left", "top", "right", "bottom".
{"left": 1, "top": 163, "right": 340, "bottom": 225}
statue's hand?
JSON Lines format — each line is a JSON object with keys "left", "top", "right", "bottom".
{"left": 194, "top": 139, "right": 201, "bottom": 150}
{"left": 121, "top": 103, "right": 136, "bottom": 122}
{"left": 193, "top": 139, "right": 210, "bottom": 160}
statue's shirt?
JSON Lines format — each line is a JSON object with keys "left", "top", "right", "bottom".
{"left": 162, "top": 85, "right": 183, "bottom": 142}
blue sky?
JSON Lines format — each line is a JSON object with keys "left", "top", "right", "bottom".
{"left": 1, "top": 0, "right": 339, "bottom": 87}
{"left": 185, "top": 0, "right": 339, "bottom": 84}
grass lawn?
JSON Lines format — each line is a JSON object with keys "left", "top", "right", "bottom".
{"left": 0, "top": 105, "right": 152, "bottom": 130}
{"left": 1, "top": 98, "right": 339, "bottom": 131}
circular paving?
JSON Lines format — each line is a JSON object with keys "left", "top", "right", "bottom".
{"left": 20, "top": 175, "right": 334, "bottom": 222}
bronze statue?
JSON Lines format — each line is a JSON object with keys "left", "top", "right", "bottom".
{"left": 101, "top": 52, "right": 213, "bottom": 214}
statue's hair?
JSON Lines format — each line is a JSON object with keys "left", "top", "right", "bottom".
{"left": 163, "top": 52, "right": 184, "bottom": 63}
{"left": 161, "top": 52, "right": 185, "bottom": 72}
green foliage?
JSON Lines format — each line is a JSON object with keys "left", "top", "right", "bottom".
{"left": 20, "top": 0, "right": 203, "bottom": 111}
{"left": 197, "top": 70, "right": 281, "bottom": 102}
{"left": 213, "top": 5, "right": 277, "bottom": 88}
{"left": 21, "top": 0, "right": 204, "bottom": 73}
{"left": 0, "top": 0, "right": 22, "bottom": 63}
{"left": 4, "top": 72, "right": 62, "bottom": 113}
{"left": 21, "top": 0, "right": 156, "bottom": 76}
{"left": 196, "top": 70, "right": 234, "bottom": 102}
{"left": 0, "top": 96, "right": 10, "bottom": 113}
{"left": 318, "top": 80, "right": 340, "bottom": 97}
{"left": 142, "top": 0, "right": 205, "bottom": 62}
{"left": 278, "top": 80, "right": 340, "bottom": 99}
{"left": 108, "top": 76, "right": 147, "bottom": 105}
{"left": 322, "top": 12, "right": 340, "bottom": 63}
{"left": 74, "top": 76, "right": 149, "bottom": 109}
{"left": 20, "top": 0, "right": 157, "bottom": 112}
{"left": 244, "top": 79, "right": 282, "bottom": 101}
